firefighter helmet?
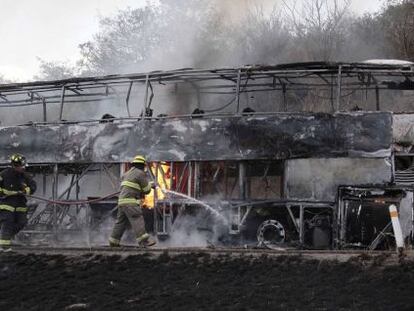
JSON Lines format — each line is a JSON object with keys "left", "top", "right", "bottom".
{"left": 131, "top": 155, "right": 146, "bottom": 164}
{"left": 10, "top": 153, "right": 26, "bottom": 167}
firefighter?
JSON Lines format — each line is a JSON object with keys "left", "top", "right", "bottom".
{"left": 0, "top": 154, "right": 36, "bottom": 251}
{"left": 109, "top": 155, "right": 157, "bottom": 248}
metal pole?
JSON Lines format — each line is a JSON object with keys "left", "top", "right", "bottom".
{"left": 143, "top": 74, "right": 149, "bottom": 110}
{"left": 85, "top": 202, "right": 91, "bottom": 247}
{"left": 340, "top": 201, "right": 348, "bottom": 246}
{"left": 235, "top": 69, "right": 241, "bottom": 113}
{"left": 334, "top": 195, "right": 342, "bottom": 249}
{"left": 335, "top": 66, "right": 342, "bottom": 112}
{"left": 170, "top": 162, "right": 174, "bottom": 192}
{"left": 286, "top": 205, "right": 299, "bottom": 232}
{"left": 239, "top": 162, "right": 247, "bottom": 200}
{"left": 76, "top": 175, "right": 80, "bottom": 213}
{"left": 188, "top": 162, "right": 193, "bottom": 196}
{"left": 125, "top": 81, "right": 133, "bottom": 117}
{"left": 66, "top": 174, "right": 75, "bottom": 200}
{"left": 224, "top": 163, "right": 228, "bottom": 199}
{"left": 42, "top": 98, "right": 47, "bottom": 122}
{"left": 299, "top": 205, "right": 304, "bottom": 247}
{"left": 52, "top": 164, "right": 58, "bottom": 243}
{"left": 154, "top": 162, "right": 160, "bottom": 234}
{"left": 194, "top": 162, "right": 201, "bottom": 199}
{"left": 42, "top": 173, "right": 47, "bottom": 197}
{"left": 375, "top": 85, "right": 380, "bottom": 111}
{"left": 59, "top": 86, "right": 66, "bottom": 121}
{"left": 153, "top": 164, "right": 157, "bottom": 210}
{"left": 330, "top": 74, "right": 334, "bottom": 112}
{"left": 336, "top": 198, "right": 342, "bottom": 248}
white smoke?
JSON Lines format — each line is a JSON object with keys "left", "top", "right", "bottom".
{"left": 159, "top": 212, "right": 228, "bottom": 248}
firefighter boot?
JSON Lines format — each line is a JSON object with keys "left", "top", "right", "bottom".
{"left": 108, "top": 237, "right": 121, "bottom": 248}
{"left": 137, "top": 233, "right": 156, "bottom": 247}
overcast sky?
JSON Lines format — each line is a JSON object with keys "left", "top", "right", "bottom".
{"left": 0, "top": 0, "right": 384, "bottom": 81}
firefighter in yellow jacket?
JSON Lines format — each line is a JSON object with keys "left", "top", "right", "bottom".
{"left": 109, "top": 155, "right": 156, "bottom": 247}
{"left": 0, "top": 154, "right": 36, "bottom": 251}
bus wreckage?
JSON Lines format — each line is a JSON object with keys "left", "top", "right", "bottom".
{"left": 0, "top": 61, "right": 414, "bottom": 250}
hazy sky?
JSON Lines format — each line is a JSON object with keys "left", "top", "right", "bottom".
{"left": 0, "top": 0, "right": 384, "bottom": 81}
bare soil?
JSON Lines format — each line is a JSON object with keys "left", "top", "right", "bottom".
{"left": 0, "top": 251, "right": 414, "bottom": 311}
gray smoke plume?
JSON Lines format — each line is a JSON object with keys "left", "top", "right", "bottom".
{"left": 160, "top": 211, "right": 228, "bottom": 248}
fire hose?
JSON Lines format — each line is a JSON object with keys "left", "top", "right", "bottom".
{"left": 20, "top": 176, "right": 160, "bottom": 206}
{"left": 24, "top": 191, "right": 120, "bottom": 205}
{"left": 4, "top": 170, "right": 168, "bottom": 207}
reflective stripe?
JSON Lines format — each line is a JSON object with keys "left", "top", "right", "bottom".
{"left": 0, "top": 239, "right": 11, "bottom": 246}
{"left": 0, "top": 205, "right": 15, "bottom": 212}
{"left": 121, "top": 181, "right": 142, "bottom": 191}
{"left": 0, "top": 187, "right": 19, "bottom": 196}
{"left": 16, "top": 207, "right": 28, "bottom": 213}
{"left": 118, "top": 198, "right": 139, "bottom": 205}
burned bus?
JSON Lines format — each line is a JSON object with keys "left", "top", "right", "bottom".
{"left": 0, "top": 61, "right": 413, "bottom": 250}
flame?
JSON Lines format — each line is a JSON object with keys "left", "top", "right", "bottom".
{"left": 143, "top": 163, "right": 171, "bottom": 209}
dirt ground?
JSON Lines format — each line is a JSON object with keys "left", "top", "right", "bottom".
{"left": 1, "top": 251, "right": 414, "bottom": 311}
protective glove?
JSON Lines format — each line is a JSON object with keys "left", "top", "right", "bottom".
{"left": 21, "top": 183, "right": 31, "bottom": 195}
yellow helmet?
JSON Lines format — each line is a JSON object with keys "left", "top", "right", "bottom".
{"left": 10, "top": 153, "right": 26, "bottom": 167}
{"left": 131, "top": 155, "right": 146, "bottom": 164}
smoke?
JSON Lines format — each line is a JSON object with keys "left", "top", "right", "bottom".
{"left": 160, "top": 211, "right": 228, "bottom": 248}
{"left": 0, "top": 0, "right": 400, "bottom": 125}
{"left": 213, "top": 0, "right": 276, "bottom": 22}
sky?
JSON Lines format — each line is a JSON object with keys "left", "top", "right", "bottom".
{"left": 0, "top": 0, "right": 384, "bottom": 81}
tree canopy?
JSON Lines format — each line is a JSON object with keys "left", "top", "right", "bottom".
{"left": 3, "top": 0, "right": 413, "bottom": 81}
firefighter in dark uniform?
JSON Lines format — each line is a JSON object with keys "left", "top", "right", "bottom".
{"left": 109, "top": 155, "right": 157, "bottom": 247}
{"left": 0, "top": 154, "right": 36, "bottom": 251}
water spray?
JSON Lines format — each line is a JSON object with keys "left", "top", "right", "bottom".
{"left": 160, "top": 188, "right": 228, "bottom": 224}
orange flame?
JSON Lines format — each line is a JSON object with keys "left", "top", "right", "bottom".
{"left": 143, "top": 163, "right": 171, "bottom": 209}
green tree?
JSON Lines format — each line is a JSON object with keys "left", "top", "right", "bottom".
{"left": 349, "top": 13, "right": 389, "bottom": 60}
{"left": 35, "top": 0, "right": 414, "bottom": 81}
{"left": 381, "top": 0, "right": 414, "bottom": 60}
{"left": 227, "top": 6, "right": 292, "bottom": 65}
{"left": 34, "top": 58, "right": 77, "bottom": 81}
{"left": 78, "top": 5, "right": 161, "bottom": 75}
{"left": 282, "top": 0, "right": 352, "bottom": 61}
{"left": 77, "top": 0, "right": 227, "bottom": 74}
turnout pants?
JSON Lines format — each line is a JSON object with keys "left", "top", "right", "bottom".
{"left": 13, "top": 210, "right": 28, "bottom": 236}
{"left": 0, "top": 209, "right": 28, "bottom": 247}
{"left": 109, "top": 204, "right": 147, "bottom": 245}
{"left": 0, "top": 210, "right": 14, "bottom": 247}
